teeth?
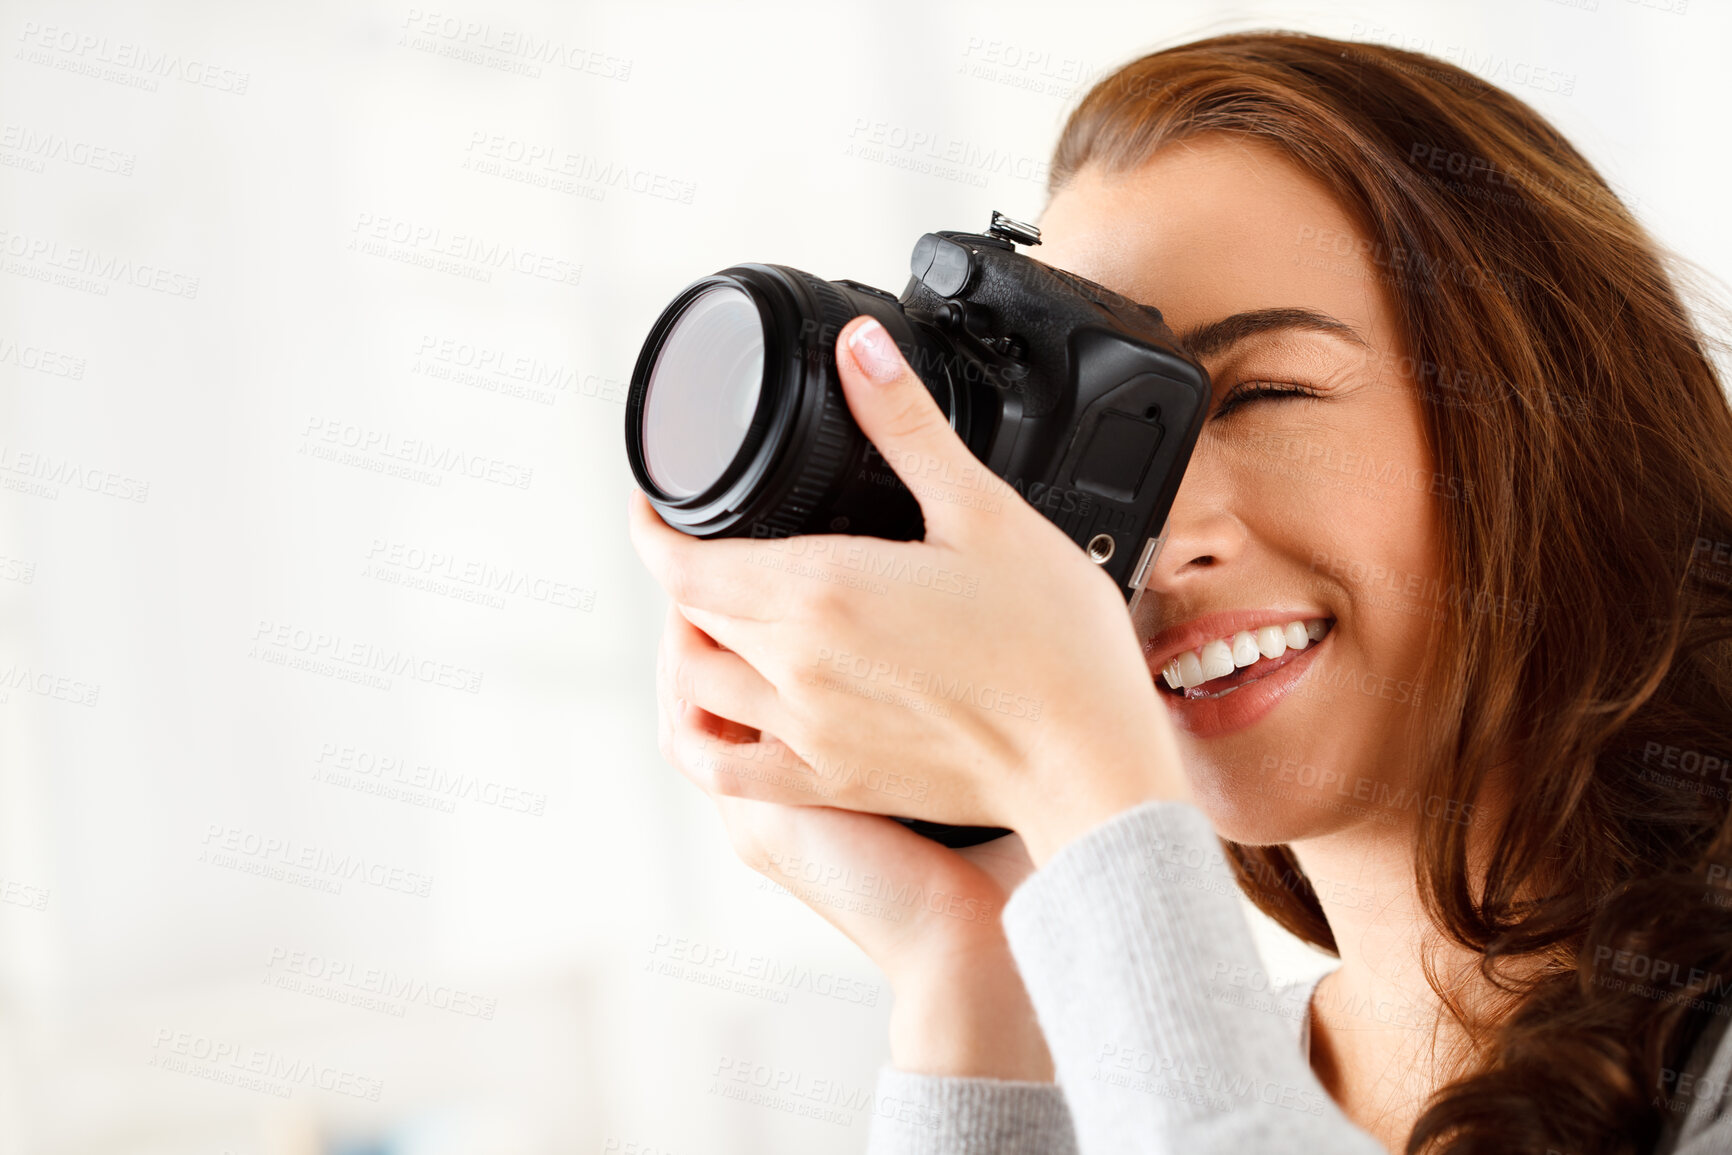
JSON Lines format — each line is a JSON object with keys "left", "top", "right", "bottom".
{"left": 1199, "top": 639, "right": 1236, "bottom": 681}
{"left": 1177, "top": 650, "right": 1204, "bottom": 690}
{"left": 1159, "top": 618, "right": 1331, "bottom": 694}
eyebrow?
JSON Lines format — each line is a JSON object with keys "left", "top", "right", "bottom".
{"left": 1176, "top": 307, "right": 1371, "bottom": 360}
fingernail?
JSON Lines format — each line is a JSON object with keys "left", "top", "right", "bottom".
{"left": 847, "top": 318, "right": 902, "bottom": 384}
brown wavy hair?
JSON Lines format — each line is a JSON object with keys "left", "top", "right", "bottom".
{"left": 1046, "top": 30, "right": 1732, "bottom": 1155}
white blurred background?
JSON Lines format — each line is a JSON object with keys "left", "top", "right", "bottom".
{"left": 0, "top": 0, "right": 1725, "bottom": 1152}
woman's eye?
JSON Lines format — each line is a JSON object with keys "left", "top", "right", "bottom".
{"left": 1213, "top": 381, "right": 1318, "bottom": 419}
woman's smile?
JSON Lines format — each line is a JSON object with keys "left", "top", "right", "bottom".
{"left": 1144, "top": 611, "right": 1336, "bottom": 737}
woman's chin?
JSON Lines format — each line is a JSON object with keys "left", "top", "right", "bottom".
{"left": 1183, "top": 774, "right": 1369, "bottom": 848}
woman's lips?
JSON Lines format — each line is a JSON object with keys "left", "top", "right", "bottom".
{"left": 1153, "top": 631, "right": 1330, "bottom": 739}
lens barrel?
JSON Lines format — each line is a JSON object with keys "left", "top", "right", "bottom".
{"left": 627, "top": 263, "right": 964, "bottom": 542}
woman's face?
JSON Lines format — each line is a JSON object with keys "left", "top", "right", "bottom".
{"left": 1034, "top": 134, "right": 1445, "bottom": 846}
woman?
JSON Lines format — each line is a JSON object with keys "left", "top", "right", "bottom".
{"left": 628, "top": 31, "right": 1732, "bottom": 1155}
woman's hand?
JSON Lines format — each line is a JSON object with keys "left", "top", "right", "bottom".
{"left": 629, "top": 313, "right": 1190, "bottom": 867}
{"left": 657, "top": 607, "right": 1054, "bottom": 1081}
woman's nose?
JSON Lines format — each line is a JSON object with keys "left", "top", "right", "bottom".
{"left": 1138, "top": 440, "right": 1247, "bottom": 596}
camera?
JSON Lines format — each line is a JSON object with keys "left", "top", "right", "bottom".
{"left": 626, "top": 211, "right": 1211, "bottom": 846}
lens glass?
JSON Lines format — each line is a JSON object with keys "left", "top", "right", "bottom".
{"left": 641, "top": 285, "right": 765, "bottom": 498}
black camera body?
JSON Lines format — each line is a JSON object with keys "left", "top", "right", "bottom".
{"left": 627, "top": 211, "right": 1211, "bottom": 600}
{"left": 626, "top": 211, "right": 1212, "bottom": 846}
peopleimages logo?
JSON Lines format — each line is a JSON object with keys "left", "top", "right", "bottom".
{"left": 200, "top": 823, "right": 435, "bottom": 898}
{"left": 645, "top": 933, "right": 880, "bottom": 1007}
{"left": 397, "top": 8, "right": 632, "bottom": 81}
{"left": 149, "top": 1029, "right": 382, "bottom": 1101}
{"left": 264, "top": 947, "right": 497, "bottom": 1019}
{"left": 0, "top": 124, "right": 135, "bottom": 174}
{"left": 363, "top": 539, "right": 591, "bottom": 611}
{"left": 809, "top": 646, "right": 1043, "bottom": 720}
{"left": 761, "top": 850, "right": 995, "bottom": 923}
{"left": 0, "top": 227, "right": 200, "bottom": 298}
{"left": 347, "top": 212, "right": 581, "bottom": 286}
{"left": 300, "top": 417, "right": 534, "bottom": 490}
{"left": 313, "top": 741, "right": 548, "bottom": 816}
{"left": 249, "top": 619, "right": 485, "bottom": 695}
{"left": 14, "top": 22, "right": 251, "bottom": 94}
{"left": 0, "top": 445, "right": 148, "bottom": 501}
{"left": 0, "top": 334, "right": 86, "bottom": 378}
{"left": 0, "top": 663, "right": 100, "bottom": 706}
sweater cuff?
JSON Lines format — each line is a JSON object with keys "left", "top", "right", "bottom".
{"left": 864, "top": 1064, "right": 1077, "bottom": 1155}
{"left": 1002, "top": 796, "right": 1260, "bottom": 1067}
{"left": 1002, "top": 798, "right": 1353, "bottom": 1138}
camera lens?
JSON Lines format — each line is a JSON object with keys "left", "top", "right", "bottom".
{"left": 640, "top": 284, "right": 765, "bottom": 499}
{"left": 627, "top": 265, "right": 963, "bottom": 542}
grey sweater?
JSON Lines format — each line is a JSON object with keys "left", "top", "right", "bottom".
{"left": 864, "top": 800, "right": 1732, "bottom": 1154}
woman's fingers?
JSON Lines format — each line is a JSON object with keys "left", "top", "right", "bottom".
{"left": 711, "top": 795, "right": 929, "bottom": 968}
{"left": 669, "top": 719, "right": 833, "bottom": 804}
{"left": 657, "top": 602, "right": 952, "bottom": 816}
{"left": 654, "top": 603, "right": 852, "bottom": 809}
{"left": 627, "top": 489, "right": 792, "bottom": 623}
{"left": 710, "top": 793, "right": 1004, "bottom": 977}
{"left": 657, "top": 600, "right": 784, "bottom": 737}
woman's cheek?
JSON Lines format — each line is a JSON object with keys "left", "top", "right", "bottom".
{"left": 1186, "top": 429, "right": 1441, "bottom": 843}
{"left": 1274, "top": 424, "right": 1443, "bottom": 832}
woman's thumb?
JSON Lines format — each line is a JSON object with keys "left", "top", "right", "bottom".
{"left": 836, "top": 315, "right": 1008, "bottom": 539}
